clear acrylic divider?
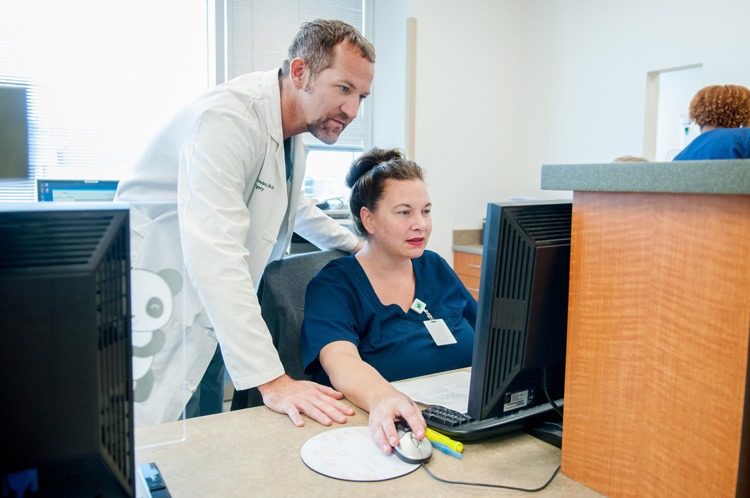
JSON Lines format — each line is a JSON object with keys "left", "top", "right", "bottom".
{"left": 127, "top": 201, "right": 189, "bottom": 449}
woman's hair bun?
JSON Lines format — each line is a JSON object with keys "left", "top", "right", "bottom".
{"left": 345, "top": 148, "right": 405, "bottom": 188}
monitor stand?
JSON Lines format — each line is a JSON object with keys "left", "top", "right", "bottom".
{"left": 524, "top": 421, "right": 563, "bottom": 448}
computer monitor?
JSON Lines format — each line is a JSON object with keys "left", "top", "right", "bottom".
{"left": 37, "top": 179, "right": 119, "bottom": 202}
{"left": 0, "top": 203, "right": 134, "bottom": 497}
{"left": 0, "top": 85, "right": 29, "bottom": 179}
{"left": 423, "top": 200, "right": 571, "bottom": 444}
{"left": 469, "top": 199, "right": 571, "bottom": 419}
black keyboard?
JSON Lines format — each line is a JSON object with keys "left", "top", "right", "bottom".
{"left": 422, "top": 400, "right": 563, "bottom": 443}
{"left": 422, "top": 405, "right": 475, "bottom": 426}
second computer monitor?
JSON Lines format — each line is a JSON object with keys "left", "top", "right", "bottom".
{"left": 37, "top": 179, "right": 119, "bottom": 202}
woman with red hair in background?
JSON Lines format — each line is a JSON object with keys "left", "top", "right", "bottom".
{"left": 673, "top": 84, "right": 750, "bottom": 160}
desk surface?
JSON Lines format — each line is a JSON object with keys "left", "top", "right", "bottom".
{"left": 135, "top": 404, "right": 603, "bottom": 497}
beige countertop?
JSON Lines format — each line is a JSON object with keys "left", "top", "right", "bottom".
{"left": 135, "top": 403, "right": 604, "bottom": 497}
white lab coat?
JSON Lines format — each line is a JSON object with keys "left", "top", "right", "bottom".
{"left": 116, "top": 68, "right": 359, "bottom": 425}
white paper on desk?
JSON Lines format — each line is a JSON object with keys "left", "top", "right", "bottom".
{"left": 391, "top": 370, "right": 470, "bottom": 413}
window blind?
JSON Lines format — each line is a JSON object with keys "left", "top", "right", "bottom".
{"left": 0, "top": 0, "right": 210, "bottom": 201}
{"left": 0, "top": 0, "right": 366, "bottom": 202}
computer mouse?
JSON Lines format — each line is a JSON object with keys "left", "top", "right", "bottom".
{"left": 393, "top": 421, "right": 432, "bottom": 464}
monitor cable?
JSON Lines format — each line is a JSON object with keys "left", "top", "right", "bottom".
{"left": 541, "top": 367, "right": 564, "bottom": 418}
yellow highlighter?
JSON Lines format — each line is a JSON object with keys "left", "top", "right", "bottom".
{"left": 425, "top": 428, "right": 464, "bottom": 453}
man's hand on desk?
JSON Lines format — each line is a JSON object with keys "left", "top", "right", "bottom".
{"left": 257, "top": 374, "right": 355, "bottom": 427}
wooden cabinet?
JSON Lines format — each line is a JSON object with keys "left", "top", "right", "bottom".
{"left": 541, "top": 161, "right": 750, "bottom": 498}
{"left": 453, "top": 249, "right": 482, "bottom": 300}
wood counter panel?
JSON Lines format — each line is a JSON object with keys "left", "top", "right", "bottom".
{"left": 561, "top": 191, "right": 750, "bottom": 498}
{"left": 453, "top": 250, "right": 483, "bottom": 278}
{"left": 453, "top": 250, "right": 482, "bottom": 300}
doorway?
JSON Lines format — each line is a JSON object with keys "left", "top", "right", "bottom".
{"left": 644, "top": 65, "right": 703, "bottom": 161}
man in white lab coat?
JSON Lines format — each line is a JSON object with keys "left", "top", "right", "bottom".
{"left": 116, "top": 19, "right": 375, "bottom": 427}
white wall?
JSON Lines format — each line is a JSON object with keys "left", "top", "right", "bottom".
{"left": 371, "top": 0, "right": 750, "bottom": 262}
{"left": 369, "top": 0, "right": 411, "bottom": 150}
{"left": 410, "top": 0, "right": 525, "bottom": 262}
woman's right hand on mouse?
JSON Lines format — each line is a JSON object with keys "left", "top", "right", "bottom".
{"left": 367, "top": 390, "right": 427, "bottom": 454}
{"left": 318, "top": 341, "right": 427, "bottom": 453}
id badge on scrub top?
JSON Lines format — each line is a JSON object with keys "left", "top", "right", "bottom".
{"left": 411, "top": 299, "right": 457, "bottom": 346}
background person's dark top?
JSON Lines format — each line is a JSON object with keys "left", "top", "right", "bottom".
{"left": 673, "top": 127, "right": 750, "bottom": 160}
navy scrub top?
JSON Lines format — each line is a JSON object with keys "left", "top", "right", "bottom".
{"left": 673, "top": 127, "right": 750, "bottom": 160}
{"left": 302, "top": 250, "right": 477, "bottom": 385}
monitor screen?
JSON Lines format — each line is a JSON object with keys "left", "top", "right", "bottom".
{"left": 0, "top": 203, "right": 134, "bottom": 497}
{"left": 37, "top": 179, "right": 119, "bottom": 202}
{"left": 0, "top": 85, "right": 29, "bottom": 179}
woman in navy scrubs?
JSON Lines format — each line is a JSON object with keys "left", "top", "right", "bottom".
{"left": 301, "top": 147, "right": 476, "bottom": 454}
{"left": 673, "top": 84, "right": 750, "bottom": 160}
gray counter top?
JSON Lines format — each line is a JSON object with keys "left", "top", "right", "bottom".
{"left": 451, "top": 244, "right": 482, "bottom": 255}
{"left": 541, "top": 159, "right": 750, "bottom": 194}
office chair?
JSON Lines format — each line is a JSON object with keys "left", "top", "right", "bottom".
{"left": 230, "top": 249, "right": 348, "bottom": 410}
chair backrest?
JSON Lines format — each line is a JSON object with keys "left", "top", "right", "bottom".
{"left": 230, "top": 249, "right": 348, "bottom": 410}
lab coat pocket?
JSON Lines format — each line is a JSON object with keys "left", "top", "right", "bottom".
{"left": 244, "top": 229, "right": 277, "bottom": 281}
{"left": 261, "top": 230, "right": 277, "bottom": 244}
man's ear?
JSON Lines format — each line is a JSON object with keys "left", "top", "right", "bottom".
{"left": 360, "top": 206, "right": 375, "bottom": 235}
{"left": 289, "top": 58, "right": 306, "bottom": 89}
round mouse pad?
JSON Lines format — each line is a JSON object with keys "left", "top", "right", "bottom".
{"left": 300, "top": 426, "right": 419, "bottom": 481}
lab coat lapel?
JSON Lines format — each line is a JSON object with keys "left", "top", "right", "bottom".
{"left": 273, "top": 135, "right": 308, "bottom": 259}
{"left": 243, "top": 136, "right": 286, "bottom": 282}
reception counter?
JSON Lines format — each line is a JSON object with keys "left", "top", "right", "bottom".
{"left": 541, "top": 159, "right": 750, "bottom": 498}
{"left": 541, "top": 159, "right": 750, "bottom": 194}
